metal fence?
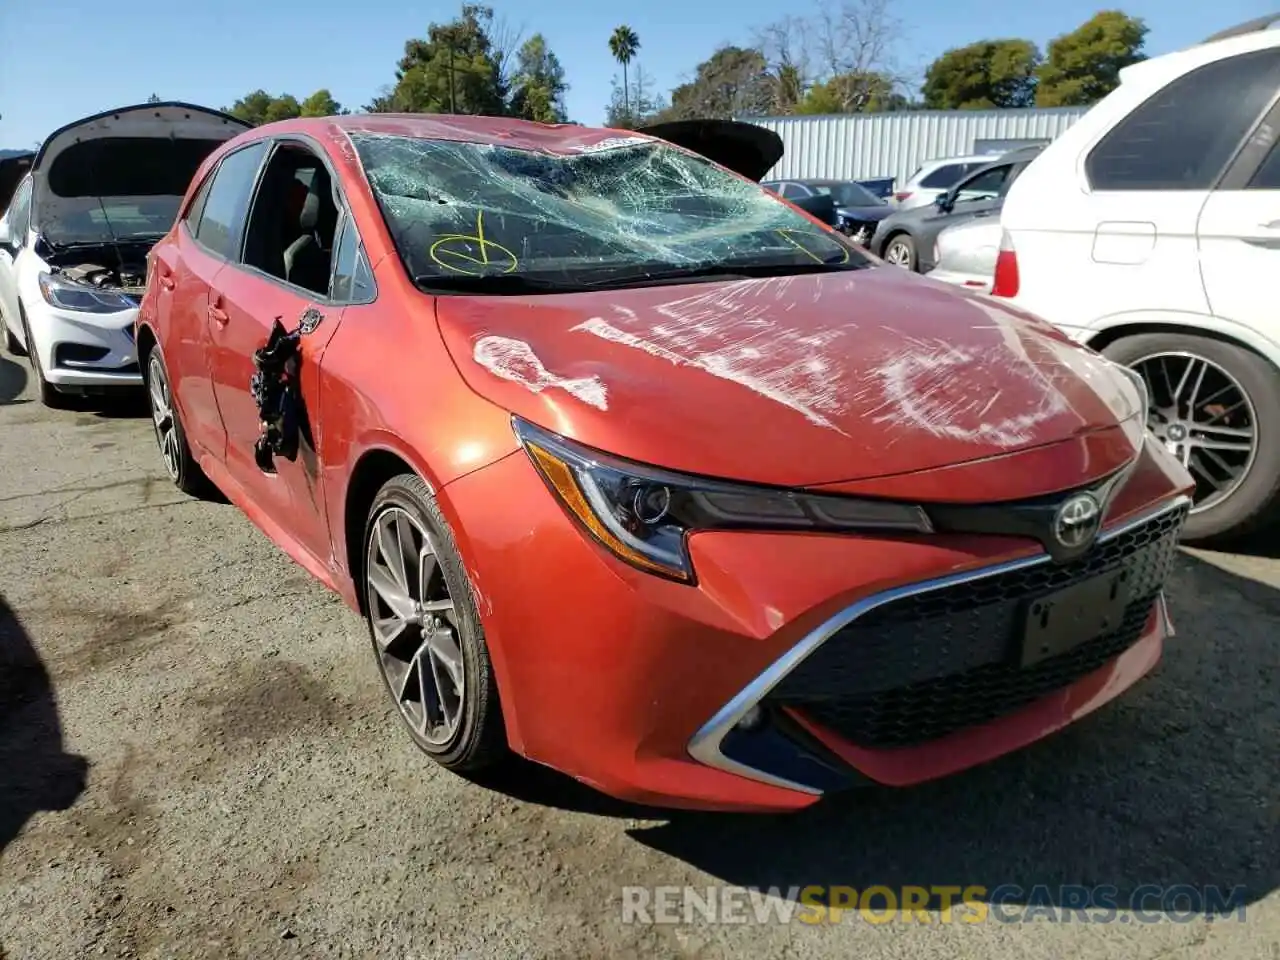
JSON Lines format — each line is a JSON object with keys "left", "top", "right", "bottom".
{"left": 739, "top": 108, "right": 1090, "bottom": 183}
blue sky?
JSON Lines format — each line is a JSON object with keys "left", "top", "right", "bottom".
{"left": 0, "top": 0, "right": 1266, "bottom": 148}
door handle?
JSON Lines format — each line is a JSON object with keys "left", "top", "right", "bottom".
{"left": 209, "top": 299, "right": 229, "bottom": 326}
{"left": 158, "top": 273, "right": 175, "bottom": 291}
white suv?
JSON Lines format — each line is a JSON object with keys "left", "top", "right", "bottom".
{"left": 994, "top": 17, "right": 1280, "bottom": 542}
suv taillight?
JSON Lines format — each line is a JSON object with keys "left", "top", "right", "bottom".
{"left": 991, "top": 230, "right": 1020, "bottom": 298}
{"left": 894, "top": 191, "right": 912, "bottom": 203}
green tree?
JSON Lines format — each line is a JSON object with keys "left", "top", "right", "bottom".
{"left": 923, "top": 39, "right": 1041, "bottom": 109}
{"left": 384, "top": 4, "right": 507, "bottom": 114}
{"left": 146, "top": 93, "right": 162, "bottom": 103}
{"left": 604, "top": 64, "right": 665, "bottom": 129}
{"left": 1035, "top": 11, "right": 1147, "bottom": 107}
{"left": 509, "top": 34, "right": 569, "bottom": 123}
{"left": 263, "top": 94, "right": 302, "bottom": 123}
{"left": 795, "top": 71, "right": 907, "bottom": 114}
{"left": 658, "top": 46, "right": 774, "bottom": 122}
{"left": 299, "top": 89, "right": 345, "bottom": 117}
{"left": 224, "top": 90, "right": 304, "bottom": 125}
{"left": 608, "top": 25, "right": 641, "bottom": 121}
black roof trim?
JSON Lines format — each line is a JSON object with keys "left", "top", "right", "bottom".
{"left": 33, "top": 101, "right": 251, "bottom": 169}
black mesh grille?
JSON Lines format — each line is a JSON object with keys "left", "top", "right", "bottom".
{"left": 767, "top": 501, "right": 1188, "bottom": 749}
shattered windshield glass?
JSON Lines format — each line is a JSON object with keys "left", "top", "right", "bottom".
{"left": 351, "top": 133, "right": 867, "bottom": 289}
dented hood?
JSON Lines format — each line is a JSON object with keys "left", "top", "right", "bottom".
{"left": 636, "top": 120, "right": 783, "bottom": 182}
{"left": 436, "top": 266, "right": 1145, "bottom": 488}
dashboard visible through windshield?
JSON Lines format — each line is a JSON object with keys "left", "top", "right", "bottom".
{"left": 352, "top": 133, "right": 869, "bottom": 291}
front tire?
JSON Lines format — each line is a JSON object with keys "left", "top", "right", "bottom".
{"left": 363, "top": 474, "right": 506, "bottom": 773}
{"left": 20, "top": 307, "right": 73, "bottom": 409}
{"left": 1101, "top": 332, "right": 1280, "bottom": 543}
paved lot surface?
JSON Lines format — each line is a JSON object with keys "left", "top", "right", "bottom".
{"left": 0, "top": 349, "right": 1276, "bottom": 960}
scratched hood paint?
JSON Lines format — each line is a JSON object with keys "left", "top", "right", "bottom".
{"left": 435, "top": 265, "right": 1144, "bottom": 487}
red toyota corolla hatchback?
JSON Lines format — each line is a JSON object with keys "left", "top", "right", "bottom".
{"left": 136, "top": 114, "right": 1194, "bottom": 813}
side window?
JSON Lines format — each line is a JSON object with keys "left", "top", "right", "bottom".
{"left": 330, "top": 216, "right": 376, "bottom": 303}
{"left": 1248, "top": 140, "right": 1280, "bottom": 189}
{"left": 240, "top": 142, "right": 343, "bottom": 297}
{"left": 920, "top": 163, "right": 978, "bottom": 190}
{"left": 955, "top": 165, "right": 1010, "bottom": 201}
{"left": 6, "top": 177, "right": 32, "bottom": 245}
{"left": 182, "top": 171, "right": 215, "bottom": 235}
{"left": 1086, "top": 48, "right": 1280, "bottom": 191}
{"left": 195, "top": 141, "right": 268, "bottom": 259}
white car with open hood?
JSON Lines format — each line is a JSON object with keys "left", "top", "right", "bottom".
{"left": 0, "top": 102, "right": 249, "bottom": 406}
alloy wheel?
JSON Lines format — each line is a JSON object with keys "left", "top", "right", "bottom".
{"left": 884, "top": 241, "right": 912, "bottom": 267}
{"left": 365, "top": 506, "right": 466, "bottom": 746}
{"left": 1131, "top": 351, "right": 1257, "bottom": 513}
{"left": 147, "top": 354, "right": 181, "bottom": 480}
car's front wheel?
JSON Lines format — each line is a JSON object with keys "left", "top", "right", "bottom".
{"left": 20, "top": 306, "right": 73, "bottom": 409}
{"left": 1102, "top": 332, "right": 1280, "bottom": 543}
{"left": 144, "top": 346, "right": 213, "bottom": 497}
{"left": 363, "top": 474, "right": 506, "bottom": 773}
{"left": 882, "top": 234, "right": 916, "bottom": 270}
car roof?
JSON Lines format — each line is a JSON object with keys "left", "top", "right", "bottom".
{"left": 242, "top": 113, "right": 664, "bottom": 157}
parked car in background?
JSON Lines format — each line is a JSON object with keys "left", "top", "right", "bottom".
{"left": 760, "top": 178, "right": 892, "bottom": 245}
{"left": 893, "top": 154, "right": 994, "bottom": 210}
{"left": 138, "top": 112, "right": 1190, "bottom": 813}
{"left": 925, "top": 216, "right": 1002, "bottom": 291}
{"left": 0, "top": 101, "right": 249, "bottom": 406}
{"left": 870, "top": 146, "right": 1042, "bottom": 271}
{"left": 995, "top": 16, "right": 1280, "bottom": 543}
{"left": 855, "top": 176, "right": 896, "bottom": 200}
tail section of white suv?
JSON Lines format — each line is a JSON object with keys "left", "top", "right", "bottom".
{"left": 995, "top": 18, "right": 1280, "bottom": 542}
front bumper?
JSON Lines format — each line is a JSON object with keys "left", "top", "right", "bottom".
{"left": 27, "top": 301, "right": 142, "bottom": 388}
{"left": 442, "top": 441, "right": 1190, "bottom": 813}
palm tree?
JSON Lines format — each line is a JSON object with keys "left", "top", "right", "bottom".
{"left": 608, "top": 26, "right": 641, "bottom": 121}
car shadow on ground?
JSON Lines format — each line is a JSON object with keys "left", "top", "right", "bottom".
{"left": 0, "top": 594, "right": 88, "bottom": 854}
{"left": 491, "top": 551, "right": 1279, "bottom": 914}
{"left": 0, "top": 354, "right": 28, "bottom": 405}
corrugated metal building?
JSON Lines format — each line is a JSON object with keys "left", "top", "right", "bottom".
{"left": 741, "top": 107, "right": 1090, "bottom": 183}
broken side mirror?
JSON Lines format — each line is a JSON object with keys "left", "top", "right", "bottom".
{"left": 934, "top": 193, "right": 953, "bottom": 213}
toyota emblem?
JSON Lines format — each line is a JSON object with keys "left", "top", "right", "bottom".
{"left": 1053, "top": 493, "right": 1102, "bottom": 550}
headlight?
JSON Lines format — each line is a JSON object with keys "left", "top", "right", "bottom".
{"left": 1108, "top": 358, "right": 1151, "bottom": 424}
{"left": 38, "top": 272, "right": 134, "bottom": 314}
{"left": 514, "top": 417, "right": 933, "bottom": 583}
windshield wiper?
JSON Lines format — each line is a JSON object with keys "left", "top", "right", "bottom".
{"left": 578, "top": 257, "right": 864, "bottom": 290}
{"left": 413, "top": 273, "right": 584, "bottom": 295}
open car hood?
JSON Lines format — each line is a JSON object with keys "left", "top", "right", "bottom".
{"left": 0, "top": 152, "right": 33, "bottom": 215}
{"left": 637, "top": 119, "right": 783, "bottom": 182}
{"left": 31, "top": 101, "right": 250, "bottom": 242}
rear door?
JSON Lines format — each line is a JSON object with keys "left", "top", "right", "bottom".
{"left": 1078, "top": 47, "right": 1280, "bottom": 327}
{"left": 156, "top": 140, "right": 270, "bottom": 459}
{"left": 1194, "top": 51, "right": 1280, "bottom": 340}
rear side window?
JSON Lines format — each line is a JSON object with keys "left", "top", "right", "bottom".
{"left": 330, "top": 217, "right": 376, "bottom": 303}
{"left": 1086, "top": 48, "right": 1280, "bottom": 191}
{"left": 920, "top": 163, "right": 981, "bottom": 189}
{"left": 194, "top": 141, "right": 268, "bottom": 260}
{"left": 1249, "top": 141, "right": 1280, "bottom": 189}
{"left": 183, "top": 172, "right": 214, "bottom": 233}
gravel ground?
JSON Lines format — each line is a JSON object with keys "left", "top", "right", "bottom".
{"left": 0, "top": 350, "right": 1276, "bottom": 960}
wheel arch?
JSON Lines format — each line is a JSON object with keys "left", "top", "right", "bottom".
{"left": 1084, "top": 313, "right": 1280, "bottom": 373}
{"left": 342, "top": 445, "right": 434, "bottom": 617}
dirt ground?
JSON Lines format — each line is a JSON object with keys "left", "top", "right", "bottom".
{"left": 0, "top": 350, "right": 1276, "bottom": 960}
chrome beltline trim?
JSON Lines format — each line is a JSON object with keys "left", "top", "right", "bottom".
{"left": 686, "top": 493, "right": 1193, "bottom": 796}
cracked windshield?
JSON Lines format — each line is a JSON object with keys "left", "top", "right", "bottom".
{"left": 352, "top": 133, "right": 863, "bottom": 287}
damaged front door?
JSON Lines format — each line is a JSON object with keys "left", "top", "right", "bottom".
{"left": 206, "top": 268, "right": 342, "bottom": 568}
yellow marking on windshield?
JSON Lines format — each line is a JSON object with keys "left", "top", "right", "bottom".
{"left": 775, "top": 229, "right": 849, "bottom": 265}
{"left": 429, "top": 210, "right": 520, "bottom": 275}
